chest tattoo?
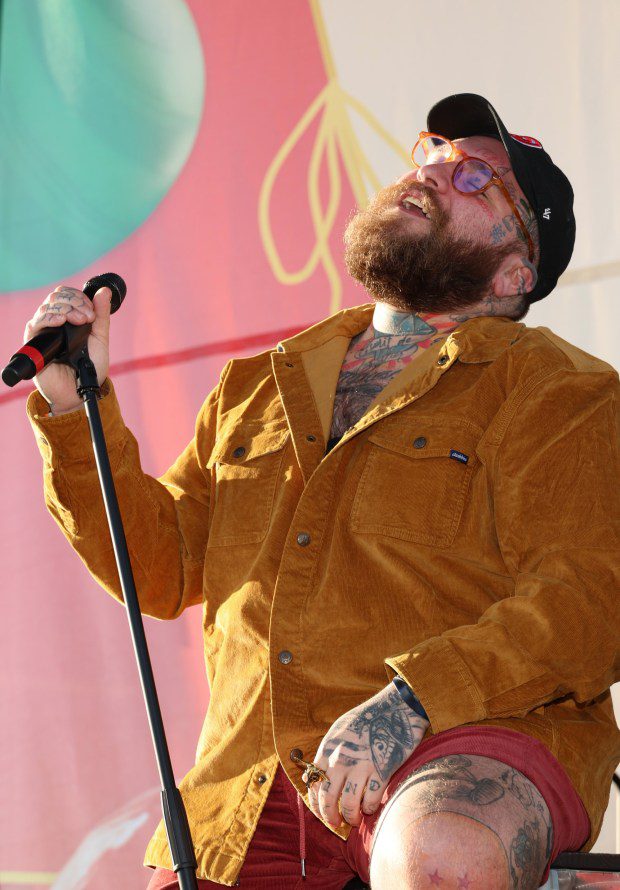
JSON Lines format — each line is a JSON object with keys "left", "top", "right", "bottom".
{"left": 330, "top": 317, "right": 437, "bottom": 440}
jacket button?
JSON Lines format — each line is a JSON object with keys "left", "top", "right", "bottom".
{"left": 413, "top": 437, "right": 427, "bottom": 449}
{"left": 437, "top": 355, "right": 449, "bottom": 366}
{"left": 296, "top": 532, "right": 311, "bottom": 546}
{"left": 257, "top": 774, "right": 268, "bottom": 784}
{"left": 306, "top": 434, "right": 316, "bottom": 442}
{"left": 285, "top": 362, "right": 294, "bottom": 368}
{"left": 290, "top": 748, "right": 304, "bottom": 762}
{"left": 232, "top": 446, "right": 246, "bottom": 458}
{"left": 278, "top": 650, "right": 293, "bottom": 664}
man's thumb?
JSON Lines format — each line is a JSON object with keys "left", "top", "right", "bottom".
{"left": 93, "top": 286, "right": 112, "bottom": 310}
{"left": 91, "top": 287, "right": 112, "bottom": 336}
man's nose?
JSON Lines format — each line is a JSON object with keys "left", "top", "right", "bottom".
{"left": 416, "top": 163, "right": 452, "bottom": 193}
{"left": 397, "top": 164, "right": 451, "bottom": 193}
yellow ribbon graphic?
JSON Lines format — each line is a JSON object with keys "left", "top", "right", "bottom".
{"left": 258, "top": 0, "right": 409, "bottom": 314}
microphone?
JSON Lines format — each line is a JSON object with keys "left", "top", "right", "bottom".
{"left": 2, "top": 273, "right": 126, "bottom": 388}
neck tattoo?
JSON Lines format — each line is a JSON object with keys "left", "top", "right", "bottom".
{"left": 372, "top": 304, "right": 434, "bottom": 336}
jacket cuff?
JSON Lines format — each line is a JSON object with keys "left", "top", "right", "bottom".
{"left": 385, "top": 636, "right": 486, "bottom": 733}
{"left": 27, "top": 378, "right": 126, "bottom": 464}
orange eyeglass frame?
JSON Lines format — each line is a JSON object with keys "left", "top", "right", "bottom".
{"left": 412, "top": 131, "right": 535, "bottom": 263}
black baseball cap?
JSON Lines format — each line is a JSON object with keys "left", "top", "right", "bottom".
{"left": 427, "top": 93, "right": 575, "bottom": 303}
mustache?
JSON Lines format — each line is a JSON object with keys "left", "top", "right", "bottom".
{"left": 367, "top": 182, "right": 445, "bottom": 225}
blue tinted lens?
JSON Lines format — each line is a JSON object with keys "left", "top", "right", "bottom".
{"left": 453, "top": 159, "right": 493, "bottom": 193}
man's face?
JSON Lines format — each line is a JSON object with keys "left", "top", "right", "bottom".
{"left": 344, "top": 135, "right": 536, "bottom": 316}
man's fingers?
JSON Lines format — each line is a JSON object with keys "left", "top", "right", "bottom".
{"left": 34, "top": 300, "right": 83, "bottom": 325}
{"left": 48, "top": 289, "right": 97, "bottom": 322}
{"left": 49, "top": 287, "right": 92, "bottom": 306}
{"left": 42, "top": 291, "right": 95, "bottom": 320}
{"left": 317, "top": 772, "right": 346, "bottom": 828}
{"left": 361, "top": 773, "right": 386, "bottom": 815}
{"left": 306, "top": 780, "right": 319, "bottom": 818}
{"left": 338, "top": 770, "right": 371, "bottom": 826}
{"left": 306, "top": 775, "right": 327, "bottom": 822}
{"left": 306, "top": 770, "right": 386, "bottom": 826}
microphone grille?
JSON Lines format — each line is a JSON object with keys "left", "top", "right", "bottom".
{"left": 82, "top": 273, "right": 127, "bottom": 314}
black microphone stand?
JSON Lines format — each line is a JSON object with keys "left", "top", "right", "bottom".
{"left": 70, "top": 345, "right": 198, "bottom": 889}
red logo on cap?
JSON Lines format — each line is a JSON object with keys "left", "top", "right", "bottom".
{"left": 510, "top": 133, "right": 543, "bottom": 149}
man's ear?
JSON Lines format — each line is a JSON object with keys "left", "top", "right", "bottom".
{"left": 492, "top": 253, "right": 538, "bottom": 298}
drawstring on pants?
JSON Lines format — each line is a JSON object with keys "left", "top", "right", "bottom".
{"left": 289, "top": 749, "right": 327, "bottom": 879}
{"left": 297, "top": 792, "right": 307, "bottom": 878}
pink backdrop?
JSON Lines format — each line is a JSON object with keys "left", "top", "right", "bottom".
{"left": 0, "top": 2, "right": 361, "bottom": 886}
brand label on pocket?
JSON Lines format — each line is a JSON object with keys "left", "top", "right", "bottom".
{"left": 450, "top": 450, "right": 469, "bottom": 464}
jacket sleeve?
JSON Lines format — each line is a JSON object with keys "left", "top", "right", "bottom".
{"left": 385, "top": 367, "right": 620, "bottom": 733}
{"left": 27, "top": 372, "right": 226, "bottom": 619}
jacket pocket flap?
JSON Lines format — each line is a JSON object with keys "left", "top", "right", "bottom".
{"left": 207, "top": 424, "right": 290, "bottom": 468}
{"left": 368, "top": 424, "right": 479, "bottom": 464}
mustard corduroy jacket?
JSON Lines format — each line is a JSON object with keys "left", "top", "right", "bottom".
{"left": 28, "top": 308, "right": 620, "bottom": 885}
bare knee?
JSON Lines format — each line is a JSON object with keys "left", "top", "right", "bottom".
{"left": 370, "top": 809, "right": 510, "bottom": 890}
{"left": 369, "top": 754, "right": 551, "bottom": 890}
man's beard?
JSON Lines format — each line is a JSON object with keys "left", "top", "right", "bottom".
{"left": 343, "top": 182, "right": 517, "bottom": 315}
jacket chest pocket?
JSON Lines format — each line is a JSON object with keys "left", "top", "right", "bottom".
{"left": 207, "top": 425, "right": 290, "bottom": 547}
{"left": 350, "top": 423, "right": 480, "bottom": 548}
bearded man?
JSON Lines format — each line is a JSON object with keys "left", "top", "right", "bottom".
{"left": 26, "top": 94, "right": 619, "bottom": 889}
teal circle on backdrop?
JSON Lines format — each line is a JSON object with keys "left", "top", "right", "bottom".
{"left": 0, "top": 0, "right": 204, "bottom": 291}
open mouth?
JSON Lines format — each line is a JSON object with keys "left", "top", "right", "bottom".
{"left": 399, "top": 193, "right": 431, "bottom": 220}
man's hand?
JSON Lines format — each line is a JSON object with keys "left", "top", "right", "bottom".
{"left": 24, "top": 285, "right": 112, "bottom": 414}
{"left": 306, "top": 683, "right": 429, "bottom": 828}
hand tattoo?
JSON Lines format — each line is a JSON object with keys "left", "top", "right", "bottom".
{"left": 345, "top": 688, "right": 422, "bottom": 780}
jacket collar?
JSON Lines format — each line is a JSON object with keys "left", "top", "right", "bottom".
{"left": 276, "top": 303, "right": 525, "bottom": 365}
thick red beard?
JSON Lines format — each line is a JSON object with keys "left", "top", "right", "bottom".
{"left": 343, "top": 183, "right": 518, "bottom": 315}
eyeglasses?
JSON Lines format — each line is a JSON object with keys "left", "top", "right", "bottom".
{"left": 411, "top": 131, "right": 535, "bottom": 263}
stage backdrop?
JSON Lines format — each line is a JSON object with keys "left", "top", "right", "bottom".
{"left": 1, "top": 1, "right": 618, "bottom": 886}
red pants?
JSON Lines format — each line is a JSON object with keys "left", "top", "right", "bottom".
{"left": 147, "top": 726, "right": 590, "bottom": 889}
